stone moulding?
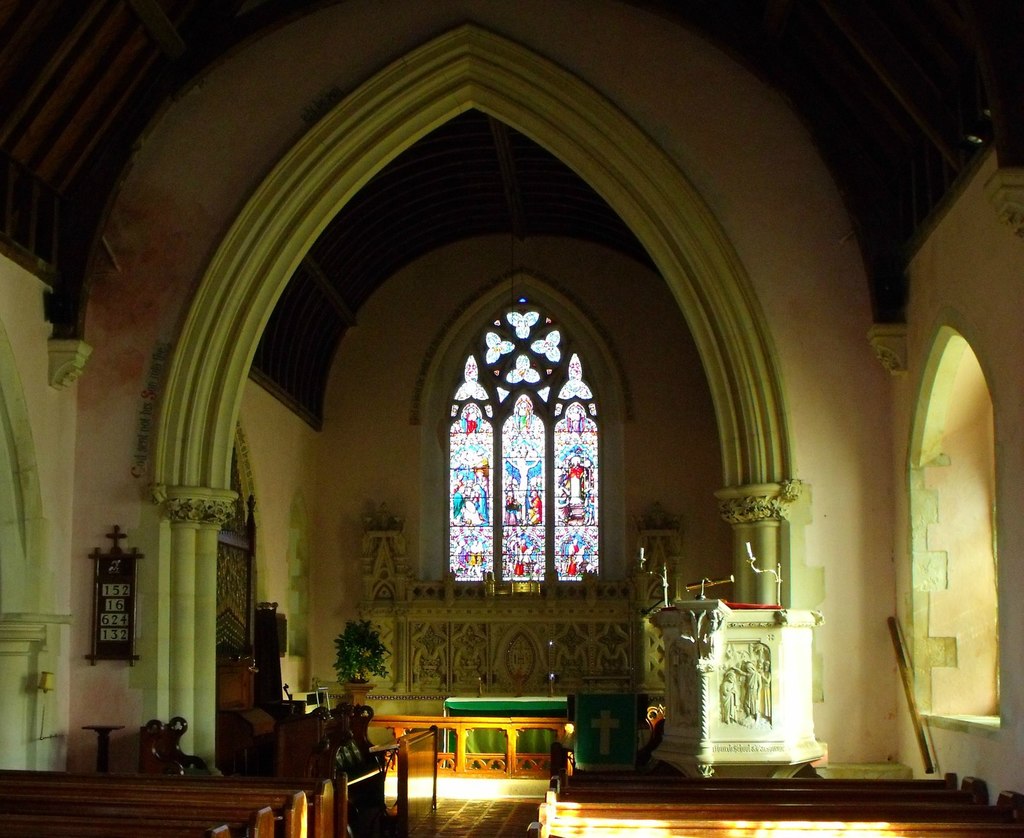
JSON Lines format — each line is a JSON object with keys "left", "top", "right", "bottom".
{"left": 47, "top": 338, "right": 91, "bottom": 388}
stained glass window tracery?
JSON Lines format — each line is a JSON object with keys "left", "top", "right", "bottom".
{"left": 447, "top": 303, "right": 599, "bottom": 581}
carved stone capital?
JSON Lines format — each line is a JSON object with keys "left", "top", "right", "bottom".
{"left": 868, "top": 323, "right": 907, "bottom": 375}
{"left": 715, "top": 481, "right": 802, "bottom": 524}
{"left": 985, "top": 166, "right": 1024, "bottom": 238}
{"left": 159, "top": 486, "right": 237, "bottom": 525}
{"left": 48, "top": 338, "right": 92, "bottom": 388}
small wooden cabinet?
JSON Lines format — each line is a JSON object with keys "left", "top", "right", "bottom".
{"left": 217, "top": 658, "right": 255, "bottom": 711}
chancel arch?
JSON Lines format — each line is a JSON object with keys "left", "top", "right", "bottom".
{"left": 908, "top": 323, "right": 999, "bottom": 722}
{"left": 152, "top": 24, "right": 796, "bottom": 758}
{"left": 0, "top": 311, "right": 60, "bottom": 768}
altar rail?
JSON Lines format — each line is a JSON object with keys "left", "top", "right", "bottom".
{"left": 371, "top": 714, "right": 568, "bottom": 779}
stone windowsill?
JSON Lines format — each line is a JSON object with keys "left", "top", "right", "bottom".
{"left": 925, "top": 714, "right": 1001, "bottom": 736}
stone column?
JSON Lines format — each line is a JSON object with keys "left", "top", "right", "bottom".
{"left": 0, "top": 621, "right": 47, "bottom": 768}
{"left": 161, "top": 488, "right": 235, "bottom": 765}
{"left": 651, "top": 601, "right": 729, "bottom": 777}
{"left": 715, "top": 481, "right": 801, "bottom": 604}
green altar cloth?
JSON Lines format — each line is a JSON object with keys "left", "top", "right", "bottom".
{"left": 443, "top": 696, "right": 568, "bottom": 717}
{"left": 443, "top": 696, "right": 567, "bottom": 755}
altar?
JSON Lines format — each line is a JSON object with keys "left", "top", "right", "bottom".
{"left": 442, "top": 695, "right": 567, "bottom": 757}
{"left": 442, "top": 696, "right": 567, "bottom": 718}
{"left": 651, "top": 599, "right": 825, "bottom": 778}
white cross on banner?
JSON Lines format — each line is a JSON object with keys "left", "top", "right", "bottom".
{"left": 574, "top": 693, "right": 637, "bottom": 770}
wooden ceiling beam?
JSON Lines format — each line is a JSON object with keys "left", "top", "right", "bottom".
{"left": 959, "top": 0, "right": 1024, "bottom": 166}
{"left": 789, "top": 10, "right": 915, "bottom": 154}
{"left": 50, "top": 30, "right": 164, "bottom": 190}
{"left": 126, "top": 0, "right": 186, "bottom": 59}
{"left": 0, "top": 5, "right": 108, "bottom": 151}
{"left": 885, "top": 3, "right": 964, "bottom": 80}
{"left": 817, "top": 0, "right": 962, "bottom": 168}
{"left": 30, "top": 14, "right": 139, "bottom": 177}
{"left": 488, "top": 116, "right": 527, "bottom": 240}
{"left": 763, "top": 0, "right": 795, "bottom": 40}
{"left": 302, "top": 255, "right": 358, "bottom": 326}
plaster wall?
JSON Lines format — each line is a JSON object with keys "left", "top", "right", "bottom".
{"left": 312, "top": 236, "right": 729, "bottom": 681}
{"left": 239, "top": 379, "right": 322, "bottom": 693}
{"left": 58, "top": 2, "right": 895, "bottom": 767}
{"left": 0, "top": 259, "right": 77, "bottom": 771}
{"left": 895, "top": 151, "right": 1024, "bottom": 793}
{"left": 0, "top": 260, "right": 76, "bottom": 614}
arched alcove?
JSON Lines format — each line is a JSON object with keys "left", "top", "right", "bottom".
{"left": 909, "top": 325, "right": 999, "bottom": 720}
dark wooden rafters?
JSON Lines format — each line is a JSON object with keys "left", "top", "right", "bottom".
{"left": 303, "top": 255, "right": 358, "bottom": 327}
{"left": 959, "top": 1, "right": 1024, "bottom": 166}
{"left": 762, "top": 0, "right": 795, "bottom": 40}
{"left": 126, "top": 0, "right": 187, "bottom": 58}
{"left": 816, "top": 0, "right": 963, "bottom": 168}
{"left": 488, "top": 116, "right": 527, "bottom": 242}
{"left": 0, "top": 0, "right": 1020, "bottom": 424}
{"left": 0, "top": 5, "right": 111, "bottom": 154}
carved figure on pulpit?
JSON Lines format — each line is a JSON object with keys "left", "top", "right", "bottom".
{"left": 721, "top": 669, "right": 740, "bottom": 723}
{"left": 720, "top": 641, "right": 772, "bottom": 726}
{"left": 743, "top": 660, "right": 764, "bottom": 721}
{"left": 668, "top": 642, "right": 698, "bottom": 728}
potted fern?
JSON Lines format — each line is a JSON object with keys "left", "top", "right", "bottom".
{"left": 333, "top": 619, "right": 389, "bottom": 705}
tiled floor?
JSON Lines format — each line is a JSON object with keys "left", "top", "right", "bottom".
{"left": 408, "top": 797, "right": 541, "bottom": 836}
{"left": 393, "top": 777, "right": 546, "bottom": 837}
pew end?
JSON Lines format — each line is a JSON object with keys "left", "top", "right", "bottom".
{"left": 140, "top": 716, "right": 210, "bottom": 775}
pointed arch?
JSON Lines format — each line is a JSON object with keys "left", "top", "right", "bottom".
{"left": 0, "top": 316, "right": 45, "bottom": 614}
{"left": 908, "top": 321, "right": 999, "bottom": 720}
{"left": 154, "top": 23, "right": 791, "bottom": 500}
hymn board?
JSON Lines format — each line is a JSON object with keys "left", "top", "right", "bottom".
{"left": 87, "top": 525, "right": 142, "bottom": 664}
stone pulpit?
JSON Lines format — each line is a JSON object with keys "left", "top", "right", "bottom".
{"left": 651, "top": 599, "right": 825, "bottom": 777}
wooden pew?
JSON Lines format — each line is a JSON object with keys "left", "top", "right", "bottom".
{"left": 0, "top": 771, "right": 340, "bottom": 838}
{"left": 537, "top": 757, "right": 1024, "bottom": 838}
{"left": 531, "top": 787, "right": 1024, "bottom": 837}
{"left": 0, "top": 790, "right": 299, "bottom": 838}
{"left": 394, "top": 726, "right": 438, "bottom": 838}
{"left": 553, "top": 771, "right": 990, "bottom": 805}
{"left": 322, "top": 703, "right": 391, "bottom": 835}
{"left": 532, "top": 818, "right": 1024, "bottom": 837}
{"left": 0, "top": 805, "right": 273, "bottom": 837}
{"left": 139, "top": 716, "right": 210, "bottom": 774}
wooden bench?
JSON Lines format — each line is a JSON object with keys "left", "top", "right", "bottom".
{"left": 0, "top": 791, "right": 298, "bottom": 837}
{"left": 319, "top": 703, "right": 391, "bottom": 835}
{"left": 532, "top": 817, "right": 1024, "bottom": 837}
{"left": 552, "top": 769, "right": 990, "bottom": 805}
{"left": 393, "top": 726, "right": 438, "bottom": 838}
{"left": 0, "top": 805, "right": 272, "bottom": 837}
{"left": 531, "top": 783, "right": 1024, "bottom": 837}
{"left": 0, "top": 770, "right": 342, "bottom": 838}
{"left": 140, "top": 716, "right": 210, "bottom": 774}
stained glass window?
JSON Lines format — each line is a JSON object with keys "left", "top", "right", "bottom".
{"left": 447, "top": 303, "right": 599, "bottom": 581}
{"left": 502, "top": 395, "right": 546, "bottom": 580}
{"left": 554, "top": 402, "right": 598, "bottom": 579}
{"left": 449, "top": 400, "right": 493, "bottom": 580}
